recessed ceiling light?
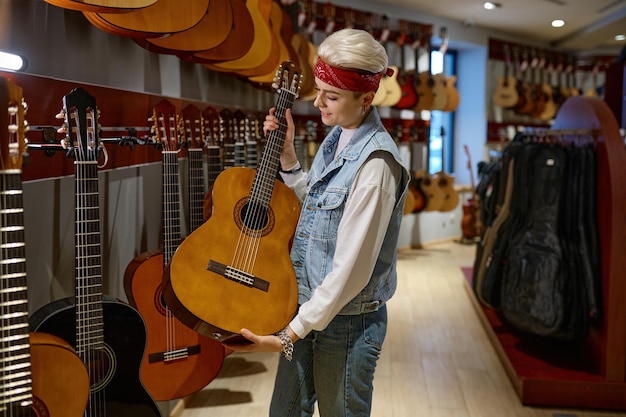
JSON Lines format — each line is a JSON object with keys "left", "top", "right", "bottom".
{"left": 483, "top": 2, "right": 501, "bottom": 10}
{"left": 615, "top": 34, "right": 626, "bottom": 41}
{"left": 551, "top": 19, "right": 566, "bottom": 28}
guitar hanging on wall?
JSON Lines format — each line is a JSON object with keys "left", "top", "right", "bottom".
{"left": 122, "top": 100, "right": 225, "bottom": 402}
{"left": 163, "top": 62, "right": 302, "bottom": 342}
{"left": 0, "top": 76, "right": 90, "bottom": 417}
{"left": 28, "top": 87, "right": 162, "bottom": 417}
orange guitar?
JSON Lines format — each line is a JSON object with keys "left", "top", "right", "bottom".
{"left": 163, "top": 63, "right": 301, "bottom": 343}
{"left": 434, "top": 126, "right": 459, "bottom": 212}
{"left": 123, "top": 99, "right": 224, "bottom": 401}
{"left": 0, "top": 76, "right": 89, "bottom": 417}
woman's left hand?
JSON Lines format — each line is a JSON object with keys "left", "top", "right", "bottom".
{"left": 222, "top": 328, "right": 283, "bottom": 353}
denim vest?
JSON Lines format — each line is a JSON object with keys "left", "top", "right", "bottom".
{"left": 291, "top": 108, "right": 410, "bottom": 315}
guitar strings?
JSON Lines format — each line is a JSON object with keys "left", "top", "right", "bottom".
{"left": 231, "top": 73, "right": 295, "bottom": 279}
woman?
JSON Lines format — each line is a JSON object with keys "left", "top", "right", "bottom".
{"left": 224, "top": 28, "right": 410, "bottom": 417}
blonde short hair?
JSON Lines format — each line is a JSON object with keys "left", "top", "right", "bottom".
{"left": 316, "top": 28, "right": 389, "bottom": 75}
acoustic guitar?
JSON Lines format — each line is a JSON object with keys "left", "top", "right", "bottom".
{"left": 376, "top": 16, "right": 402, "bottom": 107}
{"left": 202, "top": 105, "right": 223, "bottom": 222}
{"left": 434, "top": 126, "right": 459, "bottom": 212}
{"left": 438, "top": 27, "right": 460, "bottom": 112}
{"left": 461, "top": 145, "right": 483, "bottom": 240}
{"left": 393, "top": 20, "right": 419, "bottom": 110}
{"left": 0, "top": 77, "right": 89, "bottom": 417}
{"left": 135, "top": 0, "right": 233, "bottom": 55}
{"left": 413, "top": 125, "right": 444, "bottom": 212}
{"left": 411, "top": 23, "right": 435, "bottom": 112}
{"left": 29, "top": 87, "right": 161, "bottom": 417}
{"left": 406, "top": 124, "right": 427, "bottom": 214}
{"left": 163, "top": 62, "right": 301, "bottom": 342}
{"left": 123, "top": 100, "right": 224, "bottom": 401}
{"left": 492, "top": 44, "right": 519, "bottom": 109}
{"left": 45, "top": 0, "right": 156, "bottom": 13}
{"left": 186, "top": 0, "right": 255, "bottom": 64}
{"left": 82, "top": 0, "right": 209, "bottom": 38}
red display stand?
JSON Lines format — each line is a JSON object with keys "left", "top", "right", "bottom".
{"left": 465, "top": 96, "right": 626, "bottom": 410}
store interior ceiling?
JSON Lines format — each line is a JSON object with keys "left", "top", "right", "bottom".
{"left": 377, "top": 0, "right": 626, "bottom": 53}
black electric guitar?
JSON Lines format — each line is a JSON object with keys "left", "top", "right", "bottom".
{"left": 29, "top": 87, "right": 162, "bottom": 417}
{"left": 0, "top": 77, "right": 90, "bottom": 417}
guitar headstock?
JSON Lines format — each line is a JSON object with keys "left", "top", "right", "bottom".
{"left": 0, "top": 77, "right": 28, "bottom": 170}
{"left": 58, "top": 87, "right": 101, "bottom": 163}
{"left": 150, "top": 99, "right": 181, "bottom": 152}
{"left": 181, "top": 104, "right": 203, "bottom": 150}
{"left": 202, "top": 105, "right": 220, "bottom": 147}
{"left": 272, "top": 61, "right": 301, "bottom": 100}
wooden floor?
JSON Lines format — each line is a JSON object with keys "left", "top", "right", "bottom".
{"left": 176, "top": 241, "right": 626, "bottom": 417}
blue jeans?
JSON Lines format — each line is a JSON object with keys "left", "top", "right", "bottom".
{"left": 269, "top": 305, "right": 387, "bottom": 417}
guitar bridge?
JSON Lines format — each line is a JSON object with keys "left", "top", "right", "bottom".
{"left": 207, "top": 260, "right": 269, "bottom": 292}
{"left": 148, "top": 345, "right": 201, "bottom": 363}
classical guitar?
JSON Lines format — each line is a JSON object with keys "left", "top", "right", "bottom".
{"left": 434, "top": 126, "right": 459, "bottom": 212}
{"left": 377, "top": 15, "right": 402, "bottom": 107}
{"left": 135, "top": 0, "right": 233, "bottom": 55}
{"left": 438, "top": 27, "right": 460, "bottom": 112}
{"left": 413, "top": 125, "right": 444, "bottom": 212}
{"left": 163, "top": 62, "right": 302, "bottom": 342}
{"left": 411, "top": 23, "right": 435, "bottom": 112}
{"left": 28, "top": 87, "right": 161, "bottom": 417}
{"left": 123, "top": 100, "right": 224, "bottom": 401}
{"left": 406, "top": 124, "right": 427, "bottom": 213}
{"left": 45, "top": 0, "right": 156, "bottom": 13}
{"left": 202, "top": 105, "right": 223, "bottom": 222}
{"left": 82, "top": 0, "right": 209, "bottom": 38}
{"left": 393, "top": 20, "right": 419, "bottom": 110}
{"left": 186, "top": 0, "right": 255, "bottom": 64}
{"left": 461, "top": 145, "right": 483, "bottom": 240}
{"left": 492, "top": 44, "right": 519, "bottom": 109}
{"left": 0, "top": 77, "right": 89, "bottom": 417}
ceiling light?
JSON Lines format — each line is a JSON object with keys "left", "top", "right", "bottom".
{"left": 551, "top": 19, "right": 566, "bottom": 28}
{"left": 0, "top": 51, "right": 26, "bottom": 71}
{"left": 483, "top": 2, "right": 501, "bottom": 9}
{"left": 615, "top": 34, "right": 626, "bottom": 41}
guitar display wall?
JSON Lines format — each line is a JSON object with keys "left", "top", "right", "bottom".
{"left": 487, "top": 38, "right": 616, "bottom": 128}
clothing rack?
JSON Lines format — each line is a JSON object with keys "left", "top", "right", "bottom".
{"left": 464, "top": 95, "right": 626, "bottom": 409}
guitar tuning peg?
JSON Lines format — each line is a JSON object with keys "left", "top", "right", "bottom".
{"left": 55, "top": 109, "right": 65, "bottom": 119}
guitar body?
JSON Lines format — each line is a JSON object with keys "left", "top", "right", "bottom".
{"left": 165, "top": 167, "right": 300, "bottom": 342}
{"left": 430, "top": 74, "right": 449, "bottom": 111}
{"left": 408, "top": 177, "right": 427, "bottom": 213}
{"left": 186, "top": 0, "right": 254, "bottom": 63}
{"left": 44, "top": 0, "right": 156, "bottom": 13}
{"left": 378, "top": 66, "right": 402, "bottom": 107}
{"left": 29, "top": 332, "right": 90, "bottom": 417}
{"left": 82, "top": 0, "right": 209, "bottom": 38}
{"left": 414, "top": 72, "right": 435, "bottom": 111}
{"left": 435, "top": 171, "right": 459, "bottom": 212}
{"left": 441, "top": 75, "right": 460, "bottom": 112}
{"left": 414, "top": 169, "right": 444, "bottom": 212}
{"left": 29, "top": 297, "right": 162, "bottom": 417}
{"left": 492, "top": 75, "right": 519, "bottom": 108}
{"left": 123, "top": 250, "right": 225, "bottom": 401}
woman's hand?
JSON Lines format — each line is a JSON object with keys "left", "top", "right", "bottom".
{"left": 264, "top": 108, "right": 298, "bottom": 170}
{"left": 222, "top": 327, "right": 299, "bottom": 355}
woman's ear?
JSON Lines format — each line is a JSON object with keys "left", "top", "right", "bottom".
{"left": 362, "top": 91, "right": 375, "bottom": 107}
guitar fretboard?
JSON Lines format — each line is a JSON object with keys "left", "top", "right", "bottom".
{"left": 0, "top": 170, "right": 33, "bottom": 412}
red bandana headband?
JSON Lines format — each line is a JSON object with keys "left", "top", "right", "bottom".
{"left": 313, "top": 58, "right": 394, "bottom": 93}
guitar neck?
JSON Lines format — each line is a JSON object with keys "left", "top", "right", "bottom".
{"left": 74, "top": 159, "right": 105, "bottom": 358}
{"left": 187, "top": 148, "right": 205, "bottom": 233}
{"left": 0, "top": 169, "right": 34, "bottom": 410}
{"left": 163, "top": 151, "right": 181, "bottom": 262}
{"left": 251, "top": 84, "right": 297, "bottom": 208}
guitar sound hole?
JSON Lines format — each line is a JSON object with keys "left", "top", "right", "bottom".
{"left": 87, "top": 346, "right": 115, "bottom": 393}
{"left": 234, "top": 198, "right": 275, "bottom": 238}
{"left": 241, "top": 201, "right": 268, "bottom": 231}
